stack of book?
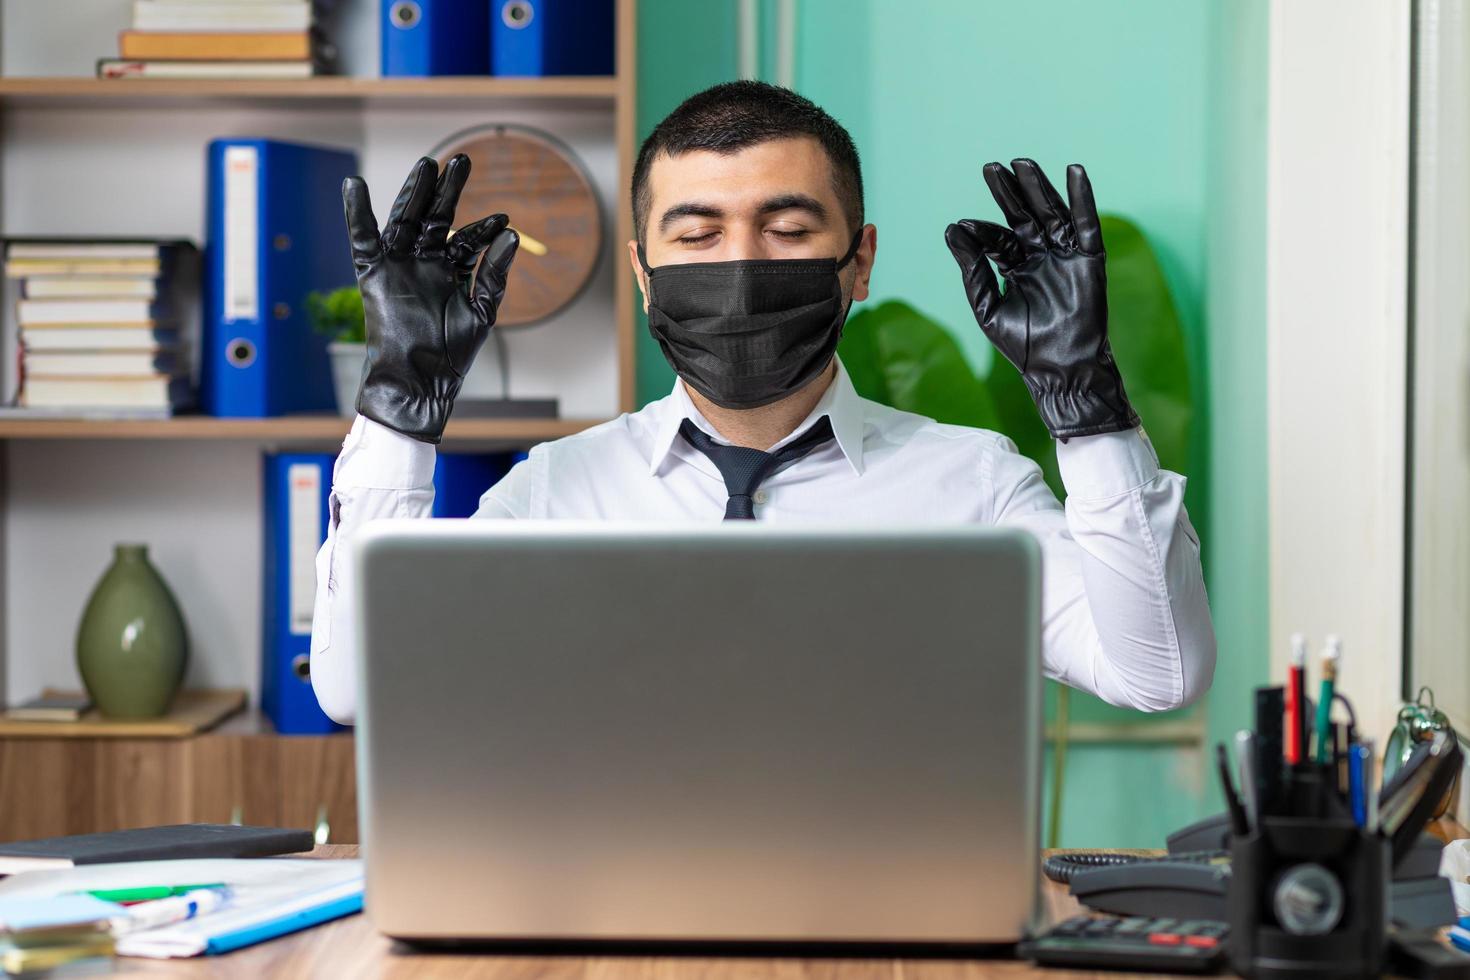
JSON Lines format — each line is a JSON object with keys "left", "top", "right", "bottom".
{"left": 4, "top": 240, "right": 197, "bottom": 417}
{"left": 98, "top": 1, "right": 323, "bottom": 80}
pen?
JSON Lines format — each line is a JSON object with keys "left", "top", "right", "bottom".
{"left": 84, "top": 883, "right": 227, "bottom": 903}
{"left": 1363, "top": 737, "right": 1379, "bottom": 831}
{"left": 1333, "top": 722, "right": 1346, "bottom": 794}
{"left": 1216, "top": 742, "right": 1250, "bottom": 835}
{"left": 1235, "top": 730, "right": 1261, "bottom": 828}
{"left": 1287, "top": 634, "right": 1307, "bottom": 765}
{"left": 109, "top": 886, "right": 232, "bottom": 936}
{"left": 1315, "top": 635, "right": 1340, "bottom": 764}
{"left": 1349, "top": 741, "right": 1367, "bottom": 825}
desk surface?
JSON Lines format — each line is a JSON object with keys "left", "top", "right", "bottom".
{"left": 107, "top": 845, "right": 1164, "bottom": 980}
{"left": 116, "top": 821, "right": 1470, "bottom": 979}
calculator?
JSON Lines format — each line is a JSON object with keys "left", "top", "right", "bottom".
{"left": 1018, "top": 915, "right": 1229, "bottom": 973}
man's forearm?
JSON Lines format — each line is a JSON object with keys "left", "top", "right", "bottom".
{"left": 309, "top": 416, "right": 436, "bottom": 723}
{"left": 1055, "top": 428, "right": 1215, "bottom": 711}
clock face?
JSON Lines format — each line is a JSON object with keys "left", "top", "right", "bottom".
{"left": 436, "top": 125, "right": 604, "bottom": 328}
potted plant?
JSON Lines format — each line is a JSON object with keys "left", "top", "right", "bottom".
{"left": 307, "top": 286, "right": 366, "bottom": 418}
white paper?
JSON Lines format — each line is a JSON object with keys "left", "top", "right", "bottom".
{"left": 0, "top": 858, "right": 359, "bottom": 899}
{"left": 0, "top": 858, "right": 363, "bottom": 959}
{"left": 116, "top": 877, "right": 363, "bottom": 958}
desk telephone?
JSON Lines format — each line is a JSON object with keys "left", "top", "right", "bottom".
{"left": 1047, "top": 812, "right": 1452, "bottom": 926}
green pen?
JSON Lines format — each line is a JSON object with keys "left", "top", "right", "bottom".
{"left": 82, "top": 883, "right": 227, "bottom": 902}
{"left": 1314, "top": 635, "right": 1341, "bottom": 764}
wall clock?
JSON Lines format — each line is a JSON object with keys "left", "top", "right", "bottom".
{"left": 432, "top": 124, "right": 604, "bottom": 328}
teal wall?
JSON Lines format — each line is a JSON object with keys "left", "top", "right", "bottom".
{"left": 633, "top": 1, "right": 736, "bottom": 404}
{"left": 1200, "top": 0, "right": 1270, "bottom": 818}
{"left": 636, "top": 0, "right": 1270, "bottom": 846}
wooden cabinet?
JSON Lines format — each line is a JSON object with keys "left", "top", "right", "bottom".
{"left": 0, "top": 728, "right": 357, "bottom": 844}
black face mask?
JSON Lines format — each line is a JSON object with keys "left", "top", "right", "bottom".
{"left": 637, "top": 231, "right": 863, "bottom": 410}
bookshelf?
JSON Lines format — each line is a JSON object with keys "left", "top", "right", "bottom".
{"left": 0, "top": 0, "right": 640, "bottom": 738}
{"left": 0, "top": 75, "right": 620, "bottom": 108}
{"left": 0, "top": 415, "right": 605, "bottom": 443}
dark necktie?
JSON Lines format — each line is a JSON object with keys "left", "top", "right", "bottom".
{"left": 678, "top": 416, "right": 836, "bottom": 520}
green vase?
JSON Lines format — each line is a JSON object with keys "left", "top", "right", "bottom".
{"left": 76, "top": 544, "right": 189, "bottom": 719}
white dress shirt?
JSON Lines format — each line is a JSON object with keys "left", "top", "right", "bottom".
{"left": 310, "top": 357, "right": 1215, "bottom": 723}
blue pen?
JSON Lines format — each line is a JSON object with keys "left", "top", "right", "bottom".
{"left": 1449, "top": 925, "right": 1470, "bottom": 954}
{"left": 1349, "top": 743, "right": 1367, "bottom": 826}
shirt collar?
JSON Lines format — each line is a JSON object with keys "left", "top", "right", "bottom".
{"left": 646, "top": 356, "right": 867, "bottom": 478}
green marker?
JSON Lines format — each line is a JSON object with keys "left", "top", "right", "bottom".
{"left": 83, "top": 883, "right": 227, "bottom": 902}
{"left": 1314, "top": 635, "right": 1341, "bottom": 764}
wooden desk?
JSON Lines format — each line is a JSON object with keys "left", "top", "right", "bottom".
{"left": 106, "top": 820, "right": 1470, "bottom": 979}
{"left": 111, "top": 846, "right": 1167, "bottom": 979}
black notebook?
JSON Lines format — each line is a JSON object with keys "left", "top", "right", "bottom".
{"left": 0, "top": 824, "right": 316, "bottom": 874}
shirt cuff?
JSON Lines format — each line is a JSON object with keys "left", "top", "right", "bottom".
{"left": 334, "top": 415, "right": 436, "bottom": 490}
{"left": 1056, "top": 426, "right": 1161, "bottom": 500}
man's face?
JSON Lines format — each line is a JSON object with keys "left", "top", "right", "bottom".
{"left": 628, "top": 136, "right": 876, "bottom": 312}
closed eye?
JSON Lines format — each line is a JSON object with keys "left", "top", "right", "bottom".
{"left": 677, "top": 231, "right": 718, "bottom": 245}
{"left": 770, "top": 229, "right": 808, "bottom": 240}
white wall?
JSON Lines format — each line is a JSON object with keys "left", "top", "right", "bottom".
{"left": 1266, "top": 0, "right": 1412, "bottom": 743}
{"left": 1408, "top": 0, "right": 1470, "bottom": 737}
{"left": 6, "top": 440, "right": 261, "bottom": 697}
{"left": 0, "top": 0, "right": 622, "bottom": 701}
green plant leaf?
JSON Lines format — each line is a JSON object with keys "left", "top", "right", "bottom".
{"left": 984, "top": 352, "right": 1059, "bottom": 493}
{"left": 1098, "top": 215, "right": 1192, "bottom": 476}
{"left": 305, "top": 285, "right": 366, "bottom": 344}
{"left": 838, "top": 300, "right": 1001, "bottom": 430}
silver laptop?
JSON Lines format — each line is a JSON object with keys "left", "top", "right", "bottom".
{"left": 353, "top": 521, "right": 1041, "bottom": 948}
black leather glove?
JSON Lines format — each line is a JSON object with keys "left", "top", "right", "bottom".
{"left": 945, "top": 158, "right": 1138, "bottom": 441}
{"left": 342, "top": 153, "right": 519, "bottom": 444}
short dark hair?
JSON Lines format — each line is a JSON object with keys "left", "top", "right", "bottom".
{"left": 631, "top": 80, "right": 864, "bottom": 244}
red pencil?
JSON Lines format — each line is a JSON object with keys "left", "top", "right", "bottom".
{"left": 1286, "top": 633, "right": 1307, "bottom": 764}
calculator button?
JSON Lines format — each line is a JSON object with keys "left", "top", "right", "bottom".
{"left": 1149, "top": 933, "right": 1182, "bottom": 945}
{"left": 1115, "top": 918, "right": 1151, "bottom": 934}
{"left": 1186, "top": 935, "right": 1220, "bottom": 949}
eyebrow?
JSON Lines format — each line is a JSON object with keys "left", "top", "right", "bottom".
{"left": 658, "top": 202, "right": 723, "bottom": 232}
{"left": 758, "top": 193, "right": 828, "bottom": 221}
{"left": 657, "top": 193, "right": 830, "bottom": 233}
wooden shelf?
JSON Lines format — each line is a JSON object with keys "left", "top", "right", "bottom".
{"left": 0, "top": 75, "right": 620, "bottom": 108}
{"left": 0, "top": 414, "right": 606, "bottom": 443}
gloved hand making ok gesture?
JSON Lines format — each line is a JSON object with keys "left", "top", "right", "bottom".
{"left": 944, "top": 159, "right": 1138, "bottom": 441}
{"left": 342, "top": 153, "right": 519, "bottom": 444}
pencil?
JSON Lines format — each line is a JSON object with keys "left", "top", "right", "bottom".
{"left": 1315, "top": 636, "right": 1340, "bottom": 764}
{"left": 1287, "top": 633, "right": 1307, "bottom": 765}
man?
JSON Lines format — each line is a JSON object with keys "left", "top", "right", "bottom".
{"left": 310, "top": 80, "right": 1215, "bottom": 724}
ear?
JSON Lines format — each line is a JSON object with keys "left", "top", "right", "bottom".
{"left": 626, "top": 240, "right": 650, "bottom": 313}
{"left": 850, "top": 224, "right": 877, "bottom": 303}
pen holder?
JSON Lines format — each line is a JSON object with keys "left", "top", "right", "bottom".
{"left": 1228, "top": 766, "right": 1390, "bottom": 980}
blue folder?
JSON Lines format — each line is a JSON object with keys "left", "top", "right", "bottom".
{"left": 382, "top": 0, "right": 490, "bottom": 76}
{"left": 262, "top": 453, "right": 346, "bottom": 735}
{"left": 433, "top": 452, "right": 513, "bottom": 517}
{"left": 491, "top": 0, "right": 615, "bottom": 77}
{"left": 203, "top": 140, "right": 357, "bottom": 418}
